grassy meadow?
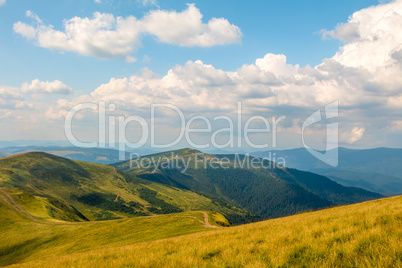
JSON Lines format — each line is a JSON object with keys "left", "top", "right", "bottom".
{"left": 0, "top": 190, "right": 226, "bottom": 267}
{"left": 3, "top": 194, "right": 402, "bottom": 267}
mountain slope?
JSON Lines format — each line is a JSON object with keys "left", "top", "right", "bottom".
{"left": 114, "top": 149, "right": 382, "bottom": 219}
{"left": 10, "top": 195, "right": 402, "bottom": 268}
{"left": 0, "top": 189, "right": 227, "bottom": 267}
{"left": 0, "top": 152, "right": 254, "bottom": 223}
{"left": 252, "top": 147, "right": 402, "bottom": 196}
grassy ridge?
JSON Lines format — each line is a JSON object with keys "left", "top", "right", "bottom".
{"left": 0, "top": 192, "right": 225, "bottom": 267}
{"left": 11, "top": 195, "right": 402, "bottom": 267}
{"left": 0, "top": 152, "right": 253, "bottom": 222}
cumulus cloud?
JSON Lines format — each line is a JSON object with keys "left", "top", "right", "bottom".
{"left": 13, "top": 22, "right": 37, "bottom": 39}
{"left": 21, "top": 79, "right": 73, "bottom": 94}
{"left": 0, "top": 78, "right": 73, "bottom": 133}
{"left": 14, "top": 11, "right": 141, "bottom": 62}
{"left": 69, "top": 52, "right": 362, "bottom": 113}
{"left": 0, "top": 0, "right": 6, "bottom": 6}
{"left": 0, "top": 87, "right": 32, "bottom": 110}
{"left": 0, "top": 87, "right": 24, "bottom": 101}
{"left": 13, "top": 5, "right": 241, "bottom": 61}
{"left": 142, "top": 4, "right": 241, "bottom": 47}
{"left": 323, "top": 0, "right": 402, "bottom": 71}
{"left": 322, "top": 22, "right": 360, "bottom": 43}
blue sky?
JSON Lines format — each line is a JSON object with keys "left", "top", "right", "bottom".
{"left": 0, "top": 0, "right": 401, "bottom": 151}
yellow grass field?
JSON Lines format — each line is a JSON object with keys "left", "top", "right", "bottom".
{"left": 4, "top": 195, "right": 402, "bottom": 267}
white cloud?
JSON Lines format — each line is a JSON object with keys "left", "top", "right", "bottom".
{"left": 14, "top": 11, "right": 142, "bottom": 60}
{"left": 0, "top": 87, "right": 33, "bottom": 110}
{"left": 95, "top": 0, "right": 101, "bottom": 3}
{"left": 0, "top": 79, "right": 73, "bottom": 134}
{"left": 21, "top": 79, "right": 73, "bottom": 95}
{"left": 0, "top": 0, "right": 6, "bottom": 6}
{"left": 13, "top": 22, "right": 37, "bottom": 39}
{"left": 13, "top": 5, "right": 241, "bottom": 61}
{"left": 0, "top": 87, "right": 24, "bottom": 101}
{"left": 323, "top": 0, "right": 402, "bottom": 72}
{"left": 341, "top": 127, "right": 366, "bottom": 144}
{"left": 142, "top": 4, "right": 242, "bottom": 47}
{"left": 26, "top": 10, "right": 43, "bottom": 24}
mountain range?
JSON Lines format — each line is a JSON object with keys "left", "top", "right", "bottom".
{"left": 0, "top": 146, "right": 154, "bottom": 165}
{"left": 252, "top": 147, "right": 402, "bottom": 196}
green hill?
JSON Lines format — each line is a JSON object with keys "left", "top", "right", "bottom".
{"left": 0, "top": 187, "right": 228, "bottom": 266}
{"left": 4, "top": 191, "right": 401, "bottom": 267}
{"left": 0, "top": 152, "right": 253, "bottom": 223}
{"left": 114, "top": 148, "right": 382, "bottom": 219}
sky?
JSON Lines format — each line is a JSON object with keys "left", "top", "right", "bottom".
{"left": 0, "top": 0, "right": 402, "bottom": 152}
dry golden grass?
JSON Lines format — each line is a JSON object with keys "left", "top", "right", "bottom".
{"left": 9, "top": 196, "right": 402, "bottom": 267}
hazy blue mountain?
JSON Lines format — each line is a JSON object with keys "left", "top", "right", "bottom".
{"left": 252, "top": 147, "right": 402, "bottom": 196}
{"left": 0, "top": 140, "right": 72, "bottom": 148}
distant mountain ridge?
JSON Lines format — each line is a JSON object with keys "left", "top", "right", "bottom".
{"left": 2, "top": 145, "right": 396, "bottom": 196}
{"left": 0, "top": 146, "right": 155, "bottom": 164}
{"left": 252, "top": 147, "right": 402, "bottom": 196}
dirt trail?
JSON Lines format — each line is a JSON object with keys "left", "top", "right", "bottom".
{"left": 0, "top": 188, "right": 69, "bottom": 226}
{"left": 165, "top": 211, "right": 220, "bottom": 229}
{"left": 0, "top": 188, "right": 39, "bottom": 222}
{"left": 201, "top": 211, "right": 220, "bottom": 228}
{"left": 0, "top": 188, "right": 220, "bottom": 228}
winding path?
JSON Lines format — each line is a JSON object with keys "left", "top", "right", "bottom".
{"left": 0, "top": 188, "right": 38, "bottom": 222}
{"left": 0, "top": 188, "right": 220, "bottom": 228}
